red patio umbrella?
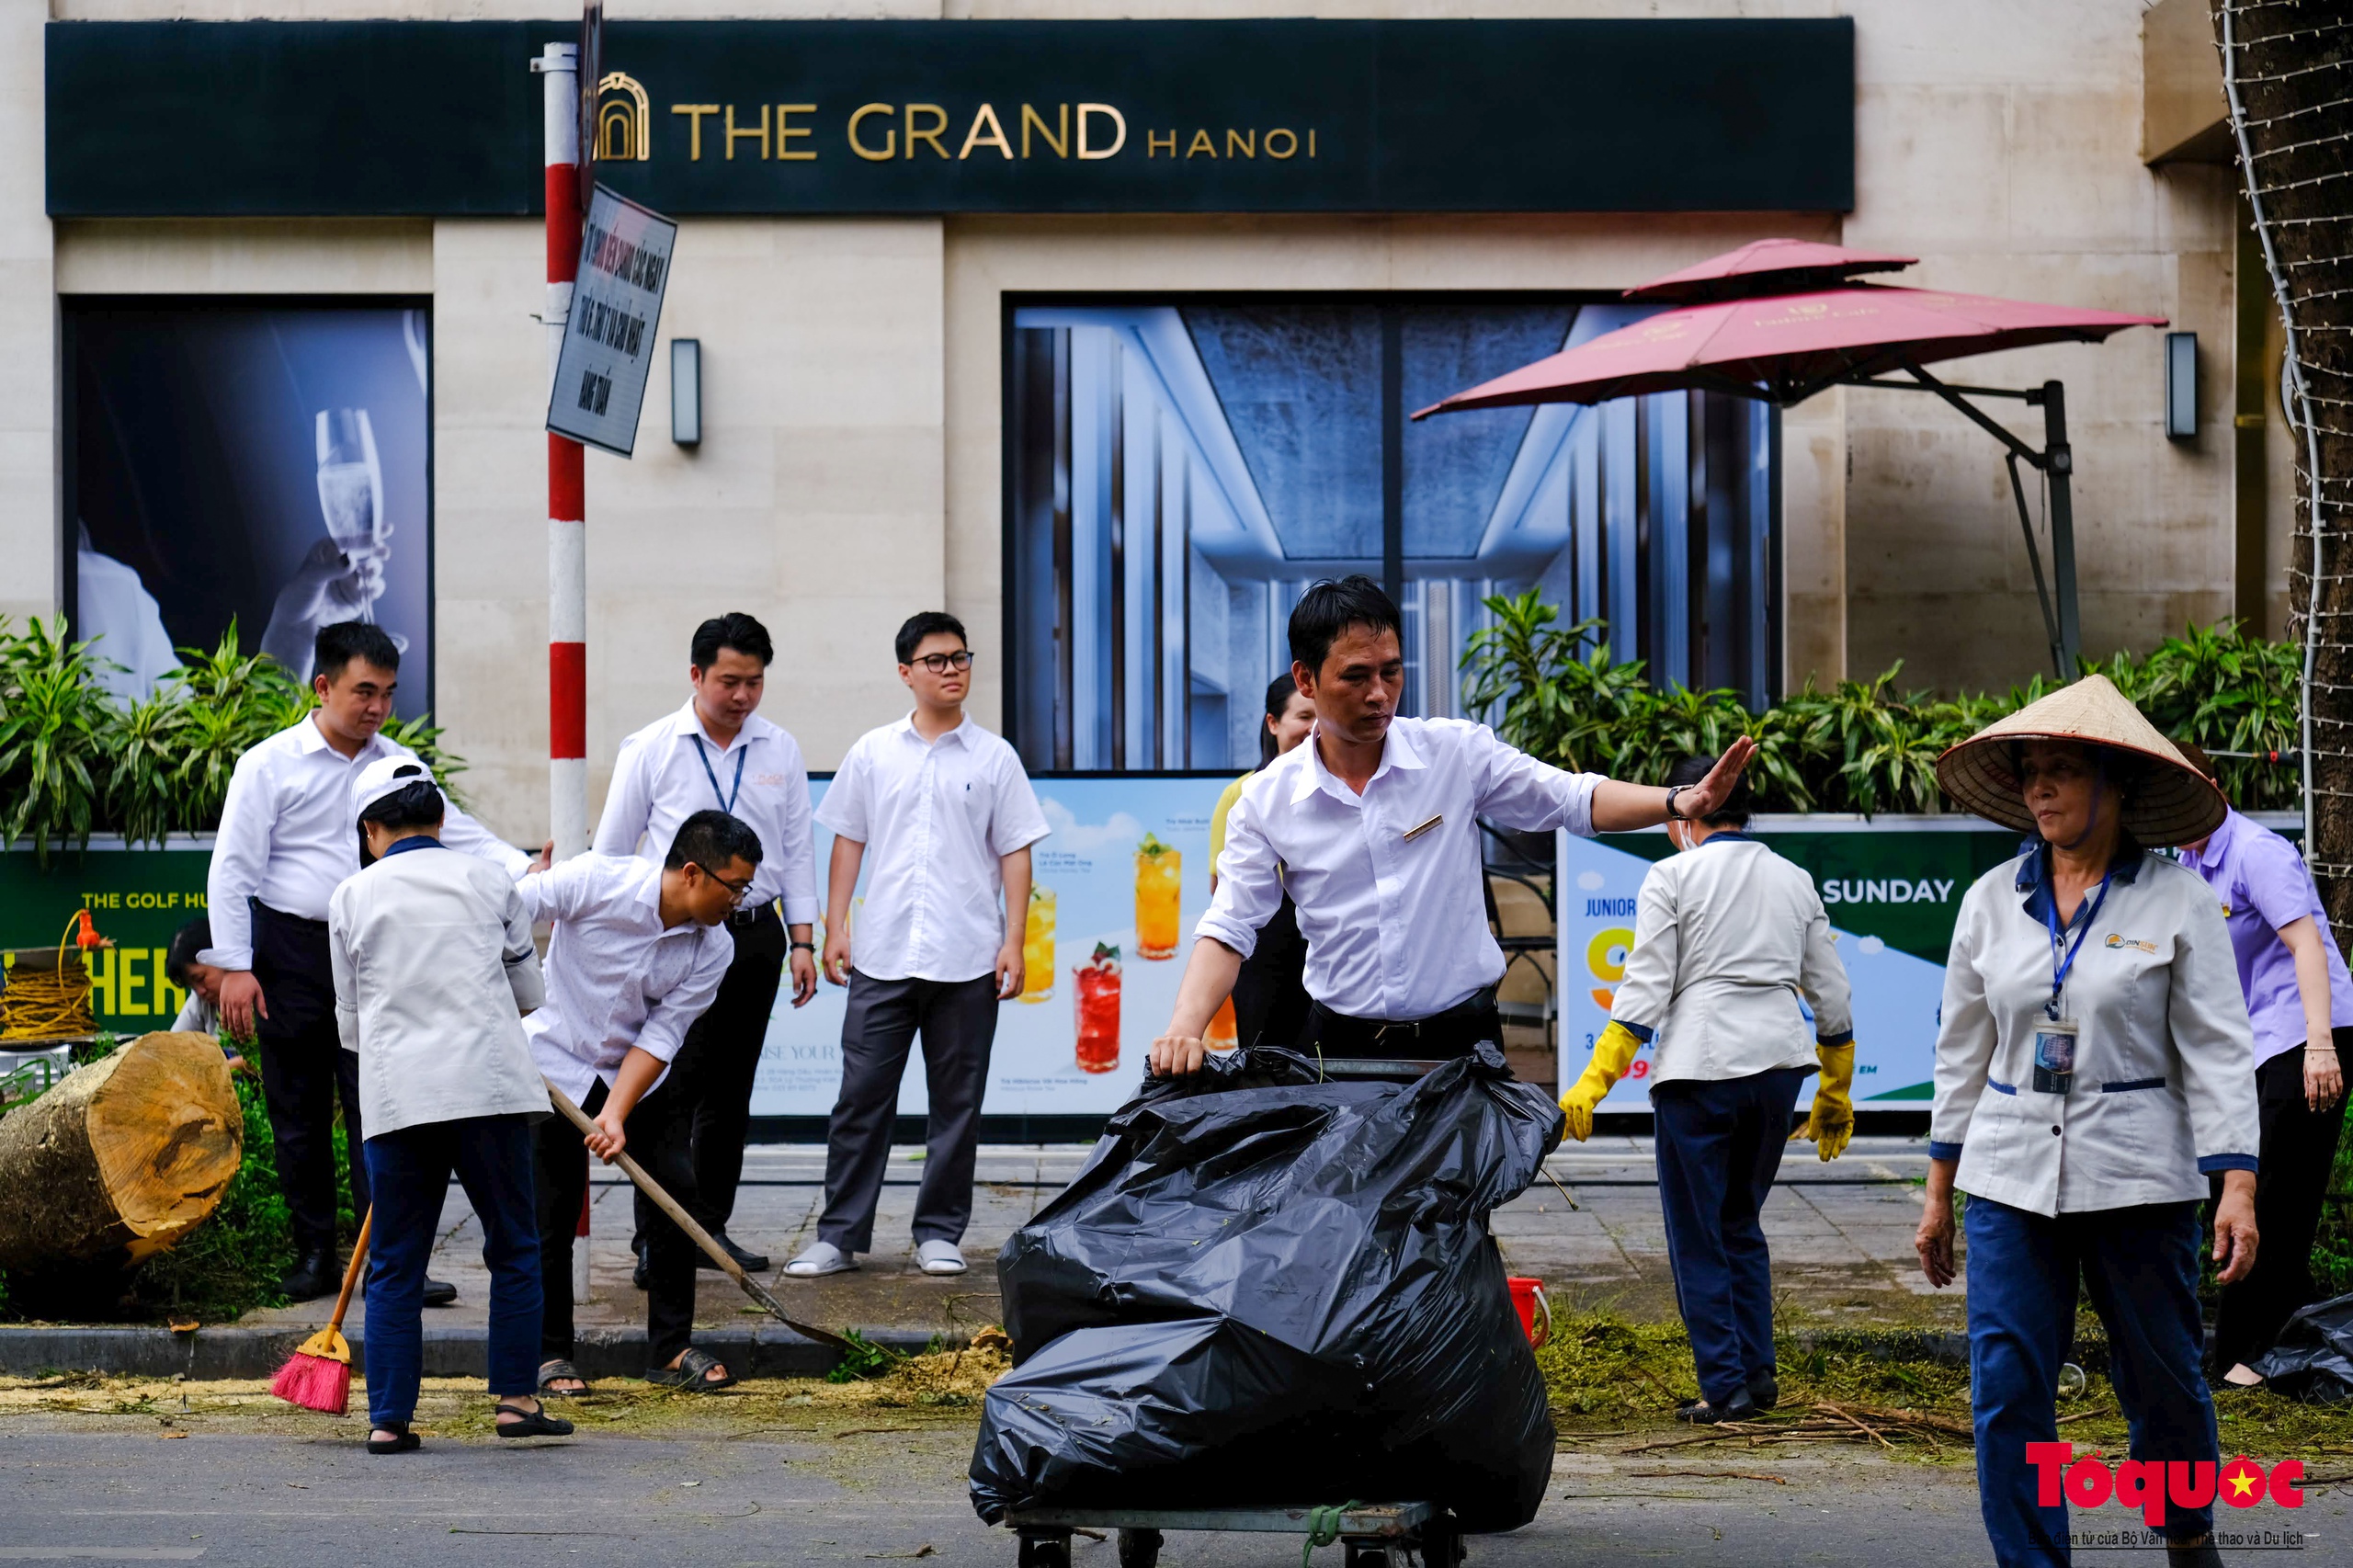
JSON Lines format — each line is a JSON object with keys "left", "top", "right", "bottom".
{"left": 1621, "top": 237, "right": 1917, "bottom": 302}
{"left": 1412, "top": 246, "right": 2168, "bottom": 676}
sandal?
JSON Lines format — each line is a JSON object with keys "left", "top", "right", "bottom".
{"left": 367, "top": 1422, "right": 421, "bottom": 1455}
{"left": 643, "top": 1346, "right": 737, "bottom": 1392}
{"left": 494, "top": 1400, "right": 576, "bottom": 1439}
{"left": 537, "top": 1358, "right": 593, "bottom": 1397}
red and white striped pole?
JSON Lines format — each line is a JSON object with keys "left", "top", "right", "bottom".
{"left": 537, "top": 41, "right": 588, "bottom": 860}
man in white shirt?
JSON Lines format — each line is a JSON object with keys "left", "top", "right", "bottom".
{"left": 786, "top": 612, "right": 1051, "bottom": 1280}
{"left": 200, "top": 621, "right": 542, "bottom": 1301}
{"left": 595, "top": 613, "right": 819, "bottom": 1278}
{"left": 520, "top": 810, "right": 755, "bottom": 1397}
{"left": 1151, "top": 575, "right": 1753, "bottom": 1075}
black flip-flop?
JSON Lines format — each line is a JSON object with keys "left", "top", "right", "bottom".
{"left": 537, "top": 1358, "right": 593, "bottom": 1397}
{"left": 643, "top": 1346, "right": 737, "bottom": 1392}
{"left": 494, "top": 1403, "right": 576, "bottom": 1439}
{"left": 367, "top": 1423, "right": 421, "bottom": 1455}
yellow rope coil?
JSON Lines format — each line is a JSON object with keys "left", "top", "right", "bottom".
{"left": 0, "top": 912, "right": 98, "bottom": 1042}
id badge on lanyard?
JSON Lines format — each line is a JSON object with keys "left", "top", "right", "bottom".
{"left": 2032, "top": 1017, "right": 2078, "bottom": 1096}
{"left": 2038, "top": 865, "right": 2113, "bottom": 1096}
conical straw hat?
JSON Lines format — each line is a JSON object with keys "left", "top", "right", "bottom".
{"left": 1934, "top": 673, "right": 2226, "bottom": 846}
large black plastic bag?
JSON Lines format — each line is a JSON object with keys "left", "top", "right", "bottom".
{"left": 969, "top": 1043, "right": 1563, "bottom": 1530}
{"left": 2249, "top": 1291, "right": 2353, "bottom": 1404}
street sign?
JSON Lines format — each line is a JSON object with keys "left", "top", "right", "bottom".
{"left": 545, "top": 182, "right": 675, "bottom": 457}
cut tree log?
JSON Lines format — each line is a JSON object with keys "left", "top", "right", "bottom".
{"left": 0, "top": 1031, "right": 243, "bottom": 1270}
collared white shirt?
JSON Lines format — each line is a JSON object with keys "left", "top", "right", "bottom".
{"left": 517, "top": 852, "right": 733, "bottom": 1104}
{"left": 200, "top": 716, "right": 530, "bottom": 971}
{"left": 1931, "top": 846, "right": 2261, "bottom": 1218}
{"left": 815, "top": 712, "right": 1051, "bottom": 983}
{"left": 1198, "top": 717, "right": 1604, "bottom": 1022}
{"left": 593, "top": 699, "right": 819, "bottom": 922}
{"left": 329, "top": 840, "right": 550, "bottom": 1138}
{"left": 1609, "top": 833, "right": 1853, "bottom": 1087}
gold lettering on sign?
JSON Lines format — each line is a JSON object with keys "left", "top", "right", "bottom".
{"left": 726, "top": 103, "right": 769, "bottom": 160}
{"left": 598, "top": 73, "right": 651, "bottom": 162}
{"left": 1021, "top": 103, "right": 1069, "bottom": 159}
{"left": 1077, "top": 103, "right": 1126, "bottom": 160}
{"left": 1311, "top": 129, "right": 1317, "bottom": 157}
{"left": 904, "top": 103, "right": 950, "bottom": 160}
{"left": 1265, "top": 128, "right": 1298, "bottom": 159}
{"left": 848, "top": 102, "right": 897, "bottom": 161}
{"left": 672, "top": 104, "right": 721, "bottom": 162}
{"left": 776, "top": 104, "right": 817, "bottom": 161}
{"left": 1226, "top": 129, "right": 1255, "bottom": 159}
{"left": 1186, "top": 129, "right": 1215, "bottom": 159}
{"left": 960, "top": 103, "right": 1014, "bottom": 160}
{"left": 1147, "top": 130, "right": 1176, "bottom": 157}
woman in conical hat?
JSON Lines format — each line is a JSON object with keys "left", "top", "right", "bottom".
{"left": 1916, "top": 674, "right": 2260, "bottom": 1568}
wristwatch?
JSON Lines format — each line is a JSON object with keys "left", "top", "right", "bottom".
{"left": 790, "top": 941, "right": 816, "bottom": 952}
{"left": 1664, "top": 786, "right": 1690, "bottom": 822}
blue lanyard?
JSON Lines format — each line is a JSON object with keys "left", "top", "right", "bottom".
{"left": 2041, "top": 863, "right": 2115, "bottom": 1019}
{"left": 694, "top": 736, "right": 747, "bottom": 815}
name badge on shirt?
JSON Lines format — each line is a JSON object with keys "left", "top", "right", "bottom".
{"left": 2032, "top": 1018, "right": 2077, "bottom": 1096}
{"left": 1402, "top": 813, "right": 1443, "bottom": 843}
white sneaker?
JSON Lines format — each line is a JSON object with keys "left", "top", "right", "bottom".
{"left": 784, "top": 1242, "right": 856, "bottom": 1278}
{"left": 915, "top": 1240, "right": 968, "bottom": 1276}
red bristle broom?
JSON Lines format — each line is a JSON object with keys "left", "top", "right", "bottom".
{"left": 269, "top": 1208, "right": 371, "bottom": 1415}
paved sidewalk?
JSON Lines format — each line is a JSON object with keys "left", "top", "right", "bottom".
{"left": 237, "top": 1135, "right": 1959, "bottom": 1348}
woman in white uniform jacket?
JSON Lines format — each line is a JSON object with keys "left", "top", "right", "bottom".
{"left": 1916, "top": 676, "right": 2260, "bottom": 1568}
{"left": 1557, "top": 754, "right": 1855, "bottom": 1425}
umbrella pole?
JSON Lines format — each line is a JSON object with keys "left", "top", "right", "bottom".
{"left": 2039, "top": 380, "right": 2082, "bottom": 675}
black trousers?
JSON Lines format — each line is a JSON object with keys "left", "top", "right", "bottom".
{"left": 2209, "top": 1031, "right": 2352, "bottom": 1370}
{"left": 536, "top": 1075, "right": 699, "bottom": 1369}
{"left": 633, "top": 907, "right": 786, "bottom": 1249}
{"left": 816, "top": 970, "right": 999, "bottom": 1253}
{"left": 1233, "top": 892, "right": 1312, "bottom": 1051}
{"left": 249, "top": 900, "right": 368, "bottom": 1256}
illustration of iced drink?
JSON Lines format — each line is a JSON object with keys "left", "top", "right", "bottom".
{"left": 1206, "top": 994, "right": 1238, "bottom": 1051}
{"left": 1074, "top": 943, "right": 1121, "bottom": 1074}
{"left": 1135, "top": 835, "right": 1182, "bottom": 960}
{"left": 1020, "top": 885, "right": 1055, "bottom": 1004}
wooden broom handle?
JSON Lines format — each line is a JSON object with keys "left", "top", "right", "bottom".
{"left": 542, "top": 1081, "right": 739, "bottom": 1280}
{"left": 326, "top": 1208, "right": 372, "bottom": 1331}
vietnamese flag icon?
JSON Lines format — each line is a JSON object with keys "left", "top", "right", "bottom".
{"left": 2218, "top": 1457, "right": 2267, "bottom": 1508}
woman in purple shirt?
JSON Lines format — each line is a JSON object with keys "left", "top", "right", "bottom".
{"left": 2176, "top": 744, "right": 2350, "bottom": 1386}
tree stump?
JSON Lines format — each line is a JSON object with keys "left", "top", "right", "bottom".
{"left": 0, "top": 1031, "right": 243, "bottom": 1270}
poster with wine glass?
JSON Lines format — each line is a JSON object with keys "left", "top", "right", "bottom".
{"left": 65, "top": 301, "right": 434, "bottom": 715}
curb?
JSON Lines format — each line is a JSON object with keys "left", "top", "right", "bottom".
{"left": 0, "top": 1323, "right": 938, "bottom": 1381}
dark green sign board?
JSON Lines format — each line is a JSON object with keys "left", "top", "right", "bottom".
{"left": 47, "top": 18, "right": 1854, "bottom": 218}
{"left": 0, "top": 844, "right": 213, "bottom": 1039}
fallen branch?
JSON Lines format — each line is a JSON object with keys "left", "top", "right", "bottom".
{"left": 1629, "top": 1470, "right": 1790, "bottom": 1485}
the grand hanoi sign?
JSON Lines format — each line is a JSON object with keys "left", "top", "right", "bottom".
{"left": 47, "top": 19, "right": 1853, "bottom": 218}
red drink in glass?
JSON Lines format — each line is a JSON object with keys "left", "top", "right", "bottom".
{"left": 1074, "top": 944, "right": 1122, "bottom": 1074}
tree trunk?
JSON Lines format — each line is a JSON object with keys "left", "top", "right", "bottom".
{"left": 0, "top": 1031, "right": 243, "bottom": 1270}
{"left": 2215, "top": 2, "right": 2353, "bottom": 943}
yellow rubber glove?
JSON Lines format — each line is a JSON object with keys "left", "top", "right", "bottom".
{"left": 1792, "top": 1041, "right": 1856, "bottom": 1162}
{"left": 1558, "top": 1021, "right": 1644, "bottom": 1142}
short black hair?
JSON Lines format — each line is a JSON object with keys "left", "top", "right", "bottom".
{"left": 1260, "top": 672, "right": 1305, "bottom": 767}
{"left": 314, "top": 621, "right": 401, "bottom": 683}
{"left": 665, "top": 809, "right": 765, "bottom": 872}
{"left": 1666, "top": 754, "right": 1752, "bottom": 829}
{"left": 165, "top": 918, "right": 212, "bottom": 987}
{"left": 356, "top": 766, "right": 446, "bottom": 866}
{"left": 690, "top": 612, "right": 774, "bottom": 670}
{"left": 896, "top": 611, "right": 968, "bottom": 665}
{"left": 1289, "top": 575, "right": 1402, "bottom": 675}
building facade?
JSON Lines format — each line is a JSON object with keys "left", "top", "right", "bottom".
{"left": 0, "top": 0, "right": 2279, "bottom": 850}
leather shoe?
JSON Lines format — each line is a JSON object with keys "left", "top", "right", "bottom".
{"left": 696, "top": 1232, "right": 770, "bottom": 1273}
{"left": 631, "top": 1251, "right": 649, "bottom": 1291}
{"left": 1674, "top": 1390, "right": 1759, "bottom": 1426}
{"left": 278, "top": 1247, "right": 339, "bottom": 1302}
{"left": 1747, "top": 1370, "right": 1779, "bottom": 1412}
{"left": 422, "top": 1278, "right": 458, "bottom": 1308}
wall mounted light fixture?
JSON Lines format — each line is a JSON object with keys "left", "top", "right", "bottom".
{"left": 2165, "top": 331, "right": 2197, "bottom": 441}
{"left": 672, "top": 337, "right": 701, "bottom": 447}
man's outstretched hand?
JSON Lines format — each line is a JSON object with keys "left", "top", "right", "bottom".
{"left": 1677, "top": 736, "right": 1756, "bottom": 819}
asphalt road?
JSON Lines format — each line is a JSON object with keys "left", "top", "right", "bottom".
{"left": 5, "top": 1415, "right": 2341, "bottom": 1567}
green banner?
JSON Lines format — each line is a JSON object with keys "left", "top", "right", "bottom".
{"left": 0, "top": 840, "right": 215, "bottom": 1038}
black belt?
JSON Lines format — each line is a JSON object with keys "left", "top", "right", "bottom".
{"left": 727, "top": 901, "right": 781, "bottom": 930}
{"left": 1306, "top": 988, "right": 1502, "bottom": 1060}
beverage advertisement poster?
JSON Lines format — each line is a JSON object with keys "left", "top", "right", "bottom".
{"left": 751, "top": 776, "right": 1231, "bottom": 1118}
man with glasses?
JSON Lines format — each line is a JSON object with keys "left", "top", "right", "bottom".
{"left": 596, "top": 612, "right": 818, "bottom": 1282}
{"left": 788, "top": 612, "right": 1050, "bottom": 1278}
{"left": 521, "top": 811, "right": 759, "bottom": 1396}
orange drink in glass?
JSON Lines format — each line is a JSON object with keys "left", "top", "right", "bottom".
{"left": 1074, "top": 944, "right": 1122, "bottom": 1074}
{"left": 1135, "top": 835, "right": 1181, "bottom": 960}
{"left": 1019, "top": 885, "right": 1055, "bottom": 1004}
{"left": 1206, "top": 994, "right": 1238, "bottom": 1051}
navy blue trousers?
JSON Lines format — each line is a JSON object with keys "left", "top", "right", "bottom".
{"left": 362, "top": 1113, "right": 543, "bottom": 1427}
{"left": 1965, "top": 1196, "right": 2219, "bottom": 1564}
{"left": 1650, "top": 1065, "right": 1808, "bottom": 1404}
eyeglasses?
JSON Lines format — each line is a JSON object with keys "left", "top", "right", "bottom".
{"left": 691, "top": 863, "right": 758, "bottom": 904}
{"left": 910, "top": 650, "right": 975, "bottom": 675}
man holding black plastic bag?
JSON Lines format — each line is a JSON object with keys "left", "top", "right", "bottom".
{"left": 1151, "top": 574, "right": 1753, "bottom": 1077}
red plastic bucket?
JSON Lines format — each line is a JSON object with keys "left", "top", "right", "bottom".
{"left": 1507, "top": 1277, "right": 1551, "bottom": 1348}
